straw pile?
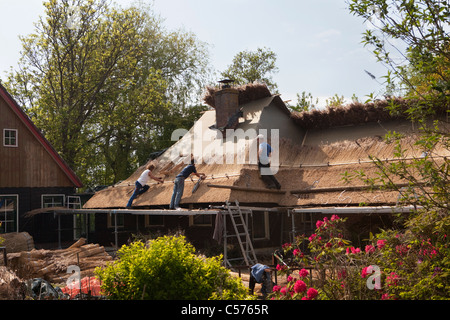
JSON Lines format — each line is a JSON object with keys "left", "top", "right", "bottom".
{"left": 0, "top": 266, "right": 26, "bottom": 300}
{"left": 7, "top": 238, "right": 113, "bottom": 284}
{"left": 1, "top": 232, "right": 34, "bottom": 253}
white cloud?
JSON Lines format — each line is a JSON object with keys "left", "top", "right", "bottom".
{"left": 316, "top": 29, "right": 342, "bottom": 39}
{"left": 307, "top": 28, "right": 342, "bottom": 47}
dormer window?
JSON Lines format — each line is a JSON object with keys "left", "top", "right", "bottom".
{"left": 3, "top": 129, "right": 18, "bottom": 147}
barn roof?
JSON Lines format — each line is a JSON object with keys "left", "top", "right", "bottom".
{"left": 0, "top": 83, "right": 83, "bottom": 188}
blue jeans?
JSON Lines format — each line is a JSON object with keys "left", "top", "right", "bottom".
{"left": 126, "top": 181, "right": 149, "bottom": 207}
{"left": 170, "top": 177, "right": 185, "bottom": 209}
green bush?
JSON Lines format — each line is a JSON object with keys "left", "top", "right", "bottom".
{"left": 95, "top": 235, "right": 254, "bottom": 300}
{"left": 277, "top": 210, "right": 449, "bottom": 300}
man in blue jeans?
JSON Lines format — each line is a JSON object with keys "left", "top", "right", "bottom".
{"left": 170, "top": 157, "right": 205, "bottom": 210}
{"left": 126, "top": 163, "right": 163, "bottom": 208}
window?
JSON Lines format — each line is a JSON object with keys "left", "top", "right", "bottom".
{"left": 42, "top": 195, "right": 65, "bottom": 208}
{"left": 189, "top": 214, "right": 212, "bottom": 227}
{"left": 108, "top": 213, "right": 124, "bottom": 228}
{"left": 145, "top": 215, "right": 164, "bottom": 227}
{"left": 252, "top": 211, "right": 270, "bottom": 240}
{"left": 3, "top": 129, "right": 18, "bottom": 147}
{"left": 74, "top": 213, "right": 95, "bottom": 240}
{"left": 0, "top": 195, "right": 19, "bottom": 233}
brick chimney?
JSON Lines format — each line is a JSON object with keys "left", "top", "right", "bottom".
{"left": 214, "top": 80, "right": 239, "bottom": 130}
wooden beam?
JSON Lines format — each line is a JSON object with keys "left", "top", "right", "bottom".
{"left": 206, "top": 183, "right": 286, "bottom": 194}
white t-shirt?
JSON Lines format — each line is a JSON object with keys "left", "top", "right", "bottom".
{"left": 259, "top": 142, "right": 272, "bottom": 165}
{"left": 137, "top": 169, "right": 152, "bottom": 186}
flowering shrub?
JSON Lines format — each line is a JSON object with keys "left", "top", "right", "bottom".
{"left": 270, "top": 267, "right": 319, "bottom": 300}
{"left": 274, "top": 210, "right": 449, "bottom": 300}
{"left": 96, "top": 235, "right": 254, "bottom": 300}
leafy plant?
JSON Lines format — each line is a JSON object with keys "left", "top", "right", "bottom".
{"left": 95, "top": 235, "right": 254, "bottom": 300}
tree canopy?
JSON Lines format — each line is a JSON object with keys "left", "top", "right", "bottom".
{"left": 5, "top": 0, "right": 211, "bottom": 187}
{"left": 348, "top": 0, "right": 450, "bottom": 113}
{"left": 220, "top": 47, "right": 279, "bottom": 92}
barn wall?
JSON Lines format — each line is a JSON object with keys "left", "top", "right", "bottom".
{"left": 0, "top": 96, "right": 74, "bottom": 188}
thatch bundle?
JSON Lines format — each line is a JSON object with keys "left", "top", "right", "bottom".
{"left": 7, "top": 238, "right": 112, "bottom": 284}
{"left": 202, "top": 82, "right": 272, "bottom": 108}
{"left": 0, "top": 267, "right": 26, "bottom": 300}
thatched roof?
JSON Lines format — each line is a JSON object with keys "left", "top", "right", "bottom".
{"left": 83, "top": 88, "right": 450, "bottom": 210}
{"left": 83, "top": 129, "right": 449, "bottom": 209}
{"left": 291, "top": 97, "right": 450, "bottom": 130}
{"left": 291, "top": 99, "right": 408, "bottom": 130}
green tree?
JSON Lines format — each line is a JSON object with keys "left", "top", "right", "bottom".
{"left": 348, "top": 0, "right": 450, "bottom": 113}
{"left": 221, "top": 47, "right": 279, "bottom": 92}
{"left": 4, "top": 0, "right": 210, "bottom": 187}
{"left": 344, "top": 0, "right": 450, "bottom": 299}
{"left": 289, "top": 91, "right": 318, "bottom": 112}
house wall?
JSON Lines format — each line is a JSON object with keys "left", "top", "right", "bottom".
{"left": 0, "top": 186, "right": 76, "bottom": 243}
{"left": 259, "top": 100, "right": 306, "bottom": 144}
{"left": 0, "top": 89, "right": 82, "bottom": 246}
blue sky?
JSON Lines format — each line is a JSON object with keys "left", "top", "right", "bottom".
{"left": 0, "top": 0, "right": 388, "bottom": 107}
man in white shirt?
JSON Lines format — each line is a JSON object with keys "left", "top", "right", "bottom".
{"left": 257, "top": 134, "right": 281, "bottom": 189}
{"left": 126, "top": 163, "right": 163, "bottom": 208}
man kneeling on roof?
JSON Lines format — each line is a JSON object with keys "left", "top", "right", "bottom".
{"left": 257, "top": 134, "right": 281, "bottom": 190}
{"left": 126, "top": 163, "right": 163, "bottom": 208}
{"left": 170, "top": 155, "right": 206, "bottom": 210}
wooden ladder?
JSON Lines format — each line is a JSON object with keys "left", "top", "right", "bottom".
{"left": 225, "top": 200, "right": 257, "bottom": 266}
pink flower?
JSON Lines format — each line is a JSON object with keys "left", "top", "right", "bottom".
{"left": 287, "top": 275, "right": 294, "bottom": 283}
{"left": 293, "top": 248, "right": 301, "bottom": 256}
{"left": 294, "top": 280, "right": 307, "bottom": 293}
{"left": 381, "top": 293, "right": 392, "bottom": 300}
{"left": 365, "top": 244, "right": 375, "bottom": 253}
{"left": 273, "top": 285, "right": 281, "bottom": 292}
{"left": 308, "top": 234, "right": 317, "bottom": 242}
{"left": 316, "top": 220, "right": 324, "bottom": 229}
{"left": 276, "top": 264, "right": 286, "bottom": 271}
{"left": 377, "top": 239, "right": 386, "bottom": 249}
{"left": 280, "top": 287, "right": 287, "bottom": 295}
{"left": 361, "top": 266, "right": 371, "bottom": 278}
{"left": 301, "top": 296, "right": 310, "bottom": 300}
{"left": 331, "top": 214, "right": 339, "bottom": 221}
{"left": 351, "top": 247, "right": 361, "bottom": 254}
{"left": 307, "top": 287, "right": 318, "bottom": 299}
{"left": 282, "top": 242, "right": 292, "bottom": 250}
{"left": 299, "top": 268, "right": 309, "bottom": 278}
{"left": 386, "top": 272, "right": 399, "bottom": 287}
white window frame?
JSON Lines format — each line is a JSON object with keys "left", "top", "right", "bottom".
{"left": 3, "top": 129, "right": 18, "bottom": 147}
{"left": 0, "top": 194, "right": 19, "bottom": 233}
{"left": 41, "top": 194, "right": 66, "bottom": 208}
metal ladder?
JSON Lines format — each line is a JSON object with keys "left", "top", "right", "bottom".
{"left": 225, "top": 200, "right": 257, "bottom": 266}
